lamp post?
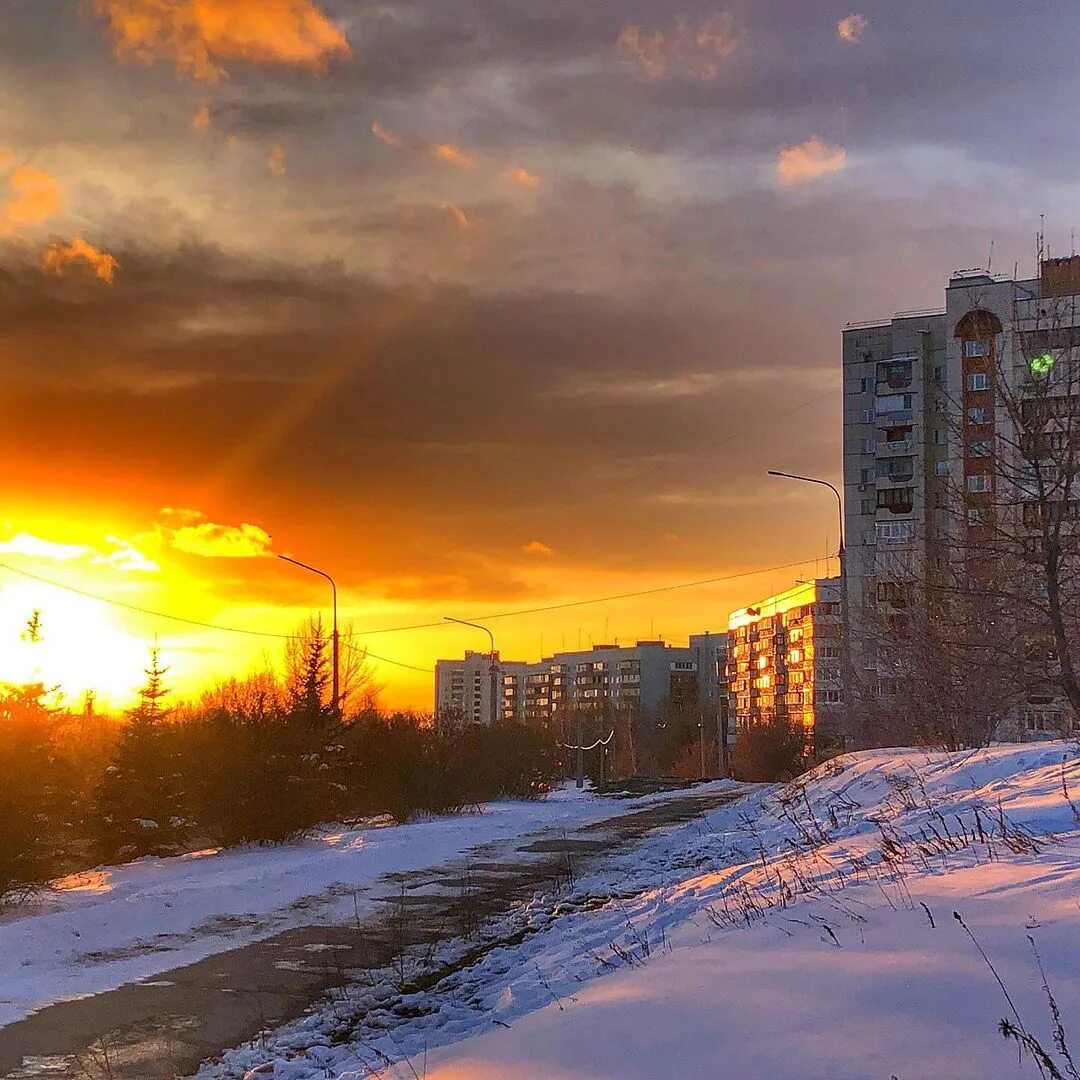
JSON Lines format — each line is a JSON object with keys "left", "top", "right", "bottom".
{"left": 279, "top": 554, "right": 339, "bottom": 718}
{"left": 767, "top": 470, "right": 853, "bottom": 748}
{"left": 444, "top": 617, "right": 498, "bottom": 727}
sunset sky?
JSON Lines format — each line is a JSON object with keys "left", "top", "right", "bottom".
{"left": 1, "top": 1, "right": 1075, "bottom": 709}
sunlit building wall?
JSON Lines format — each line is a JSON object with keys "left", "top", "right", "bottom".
{"left": 726, "top": 578, "right": 842, "bottom": 750}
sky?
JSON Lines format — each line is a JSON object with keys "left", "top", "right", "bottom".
{"left": 0, "top": 0, "right": 1076, "bottom": 709}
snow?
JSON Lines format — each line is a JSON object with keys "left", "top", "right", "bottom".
{"left": 0, "top": 782, "right": 668, "bottom": 1027}
{"left": 194, "top": 741, "right": 1080, "bottom": 1080}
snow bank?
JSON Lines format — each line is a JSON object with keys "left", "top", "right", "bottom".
{"left": 0, "top": 783, "right": 655, "bottom": 1027}
{"left": 197, "top": 742, "right": 1080, "bottom": 1080}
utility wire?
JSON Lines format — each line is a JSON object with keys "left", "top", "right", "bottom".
{"left": 0, "top": 558, "right": 432, "bottom": 675}
{"left": 349, "top": 557, "right": 828, "bottom": 637}
{"left": 0, "top": 552, "right": 827, "bottom": 668}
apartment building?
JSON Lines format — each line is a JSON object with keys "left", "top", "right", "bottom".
{"left": 727, "top": 578, "right": 843, "bottom": 750}
{"left": 437, "top": 637, "right": 730, "bottom": 726}
{"left": 842, "top": 256, "right": 1080, "bottom": 735}
{"left": 434, "top": 650, "right": 531, "bottom": 725}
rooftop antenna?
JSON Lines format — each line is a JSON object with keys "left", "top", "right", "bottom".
{"left": 987, "top": 238, "right": 994, "bottom": 274}
{"left": 1038, "top": 215, "right": 1045, "bottom": 270}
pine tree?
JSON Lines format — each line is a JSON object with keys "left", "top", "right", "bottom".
{"left": 93, "top": 647, "right": 188, "bottom": 861}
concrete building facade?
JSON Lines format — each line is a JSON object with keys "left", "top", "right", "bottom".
{"left": 842, "top": 257, "right": 1080, "bottom": 736}
{"left": 436, "top": 636, "right": 730, "bottom": 728}
{"left": 727, "top": 578, "right": 843, "bottom": 750}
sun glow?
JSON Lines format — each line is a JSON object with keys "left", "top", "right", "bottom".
{"left": 0, "top": 578, "right": 152, "bottom": 705}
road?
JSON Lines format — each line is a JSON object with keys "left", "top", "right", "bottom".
{"left": 0, "top": 787, "right": 748, "bottom": 1080}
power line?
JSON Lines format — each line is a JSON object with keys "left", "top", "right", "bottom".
{"left": 0, "top": 558, "right": 432, "bottom": 675}
{"left": 350, "top": 556, "right": 829, "bottom": 637}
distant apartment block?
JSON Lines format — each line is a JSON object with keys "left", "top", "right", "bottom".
{"left": 435, "top": 636, "right": 730, "bottom": 726}
{"left": 726, "top": 578, "right": 843, "bottom": 749}
{"left": 434, "top": 650, "right": 531, "bottom": 725}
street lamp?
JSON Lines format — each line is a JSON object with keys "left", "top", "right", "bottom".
{"left": 444, "top": 617, "right": 498, "bottom": 727}
{"left": 767, "top": 470, "right": 853, "bottom": 747}
{"left": 279, "top": 554, "right": 339, "bottom": 718}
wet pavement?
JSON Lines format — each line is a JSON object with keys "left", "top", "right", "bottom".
{"left": 0, "top": 786, "right": 748, "bottom": 1080}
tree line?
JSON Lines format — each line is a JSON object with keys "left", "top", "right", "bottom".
{"left": 0, "top": 619, "right": 557, "bottom": 902}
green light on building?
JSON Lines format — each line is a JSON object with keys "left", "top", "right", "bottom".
{"left": 1031, "top": 352, "right": 1055, "bottom": 376}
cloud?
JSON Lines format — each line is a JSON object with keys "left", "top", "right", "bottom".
{"left": 432, "top": 142, "right": 476, "bottom": 169}
{"left": 775, "top": 137, "right": 847, "bottom": 184}
{"left": 615, "top": 14, "right": 743, "bottom": 80}
{"left": 505, "top": 165, "right": 541, "bottom": 189}
{"left": 1, "top": 165, "right": 63, "bottom": 232}
{"left": 41, "top": 236, "right": 120, "bottom": 283}
{"left": 267, "top": 145, "right": 287, "bottom": 176}
{"left": 371, "top": 121, "right": 476, "bottom": 170}
{"left": 523, "top": 540, "right": 552, "bottom": 556}
{"left": 837, "top": 14, "right": 868, "bottom": 43}
{"left": 169, "top": 520, "right": 274, "bottom": 558}
{"left": 445, "top": 204, "right": 471, "bottom": 229}
{"left": 91, "top": 0, "right": 351, "bottom": 82}
{"left": 92, "top": 537, "right": 159, "bottom": 572}
{"left": 0, "top": 532, "right": 157, "bottom": 571}
{"left": 0, "top": 532, "right": 90, "bottom": 561}
{"left": 370, "top": 120, "right": 405, "bottom": 149}
{"left": 192, "top": 100, "right": 212, "bottom": 132}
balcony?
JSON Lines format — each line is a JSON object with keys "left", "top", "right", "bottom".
{"left": 878, "top": 438, "right": 914, "bottom": 455}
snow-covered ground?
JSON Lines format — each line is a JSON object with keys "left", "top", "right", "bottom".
{"left": 0, "top": 783, "right": 682, "bottom": 1028}
{"left": 195, "top": 742, "right": 1080, "bottom": 1080}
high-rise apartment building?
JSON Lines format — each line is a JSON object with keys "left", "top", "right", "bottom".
{"left": 842, "top": 257, "right": 1080, "bottom": 735}
{"left": 726, "top": 578, "right": 843, "bottom": 750}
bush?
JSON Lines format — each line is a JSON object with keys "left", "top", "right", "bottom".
{"left": 730, "top": 718, "right": 808, "bottom": 783}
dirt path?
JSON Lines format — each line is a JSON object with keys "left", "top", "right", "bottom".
{"left": 0, "top": 787, "right": 748, "bottom": 1080}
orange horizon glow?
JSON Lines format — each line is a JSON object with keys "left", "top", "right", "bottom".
{"left": 0, "top": 506, "right": 841, "bottom": 714}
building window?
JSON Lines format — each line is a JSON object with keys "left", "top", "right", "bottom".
{"left": 934, "top": 364, "right": 946, "bottom": 383}
{"left": 877, "top": 487, "right": 914, "bottom": 511}
{"left": 860, "top": 408, "right": 875, "bottom": 423}
{"left": 968, "top": 508, "right": 990, "bottom": 526}
{"left": 876, "top": 520, "right": 916, "bottom": 542}
{"left": 861, "top": 437, "right": 876, "bottom": 453}
{"left": 934, "top": 461, "right": 949, "bottom": 476}
{"left": 876, "top": 393, "right": 913, "bottom": 415}
{"left": 858, "top": 376, "right": 873, "bottom": 393}
{"left": 967, "top": 474, "right": 991, "bottom": 493}
{"left": 860, "top": 498, "right": 874, "bottom": 515}
{"left": 933, "top": 428, "right": 947, "bottom": 445}
{"left": 967, "top": 406, "right": 989, "bottom": 424}
{"left": 964, "top": 339, "right": 990, "bottom": 358}
{"left": 967, "top": 372, "right": 990, "bottom": 391}
{"left": 969, "top": 440, "right": 992, "bottom": 458}
{"left": 860, "top": 467, "right": 876, "bottom": 484}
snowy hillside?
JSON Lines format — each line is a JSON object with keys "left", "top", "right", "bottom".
{"left": 199, "top": 743, "right": 1080, "bottom": 1080}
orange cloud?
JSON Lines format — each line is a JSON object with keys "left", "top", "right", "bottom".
{"left": 837, "top": 14, "right": 868, "bottom": 43}
{"left": 371, "top": 120, "right": 404, "bottom": 148}
{"left": 169, "top": 520, "right": 274, "bottom": 558}
{"left": 446, "top": 204, "right": 471, "bottom": 229}
{"left": 1, "top": 165, "right": 63, "bottom": 232}
{"left": 192, "top": 100, "right": 212, "bottom": 131}
{"left": 776, "top": 137, "right": 847, "bottom": 184}
{"left": 267, "top": 145, "right": 286, "bottom": 176}
{"left": 371, "top": 121, "right": 477, "bottom": 170}
{"left": 506, "top": 165, "right": 541, "bottom": 189}
{"left": 41, "top": 236, "right": 120, "bottom": 284}
{"left": 432, "top": 143, "right": 476, "bottom": 170}
{"left": 92, "top": 0, "right": 351, "bottom": 82}
{"left": 616, "top": 14, "right": 743, "bottom": 80}
{"left": 523, "top": 540, "right": 553, "bottom": 556}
